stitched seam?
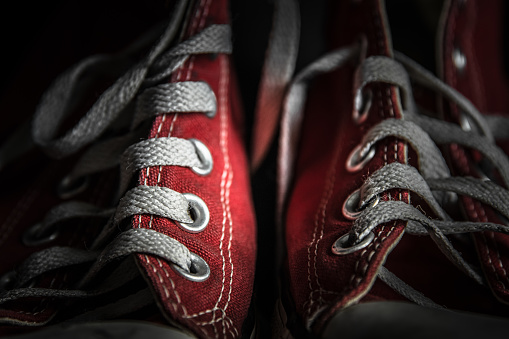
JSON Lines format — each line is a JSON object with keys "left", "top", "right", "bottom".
{"left": 131, "top": 0, "right": 234, "bottom": 335}
{"left": 137, "top": 0, "right": 209, "bottom": 332}
{"left": 159, "top": 0, "right": 237, "bottom": 336}
{"left": 468, "top": 198, "right": 507, "bottom": 291}
{"left": 220, "top": 53, "right": 239, "bottom": 339}
{"left": 350, "top": 0, "right": 395, "bottom": 287}
{"left": 182, "top": 308, "right": 237, "bottom": 337}
{"left": 176, "top": 3, "right": 240, "bottom": 338}
{"left": 210, "top": 56, "right": 228, "bottom": 338}
{"left": 169, "top": 0, "right": 223, "bottom": 335}
{"left": 490, "top": 231, "right": 509, "bottom": 290}
{"left": 222, "top": 166, "right": 235, "bottom": 313}
{"left": 306, "top": 91, "right": 350, "bottom": 315}
{"left": 346, "top": 2, "right": 387, "bottom": 303}
{"left": 209, "top": 52, "right": 236, "bottom": 339}
{"left": 306, "top": 157, "right": 334, "bottom": 315}
{"left": 349, "top": 231, "right": 378, "bottom": 288}
{"left": 475, "top": 200, "right": 509, "bottom": 291}
{"left": 351, "top": 222, "right": 396, "bottom": 288}
{"left": 386, "top": 88, "right": 399, "bottom": 165}
{"left": 168, "top": 0, "right": 206, "bottom": 136}
{"left": 480, "top": 232, "right": 507, "bottom": 290}
{"left": 184, "top": 308, "right": 236, "bottom": 339}
{"left": 461, "top": 2, "right": 507, "bottom": 295}
{"left": 308, "top": 156, "right": 337, "bottom": 315}
{"left": 375, "top": 89, "right": 387, "bottom": 165}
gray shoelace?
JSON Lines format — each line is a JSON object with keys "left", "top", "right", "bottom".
{"left": 280, "top": 41, "right": 509, "bottom": 307}
{"left": 0, "top": 0, "right": 226, "bottom": 315}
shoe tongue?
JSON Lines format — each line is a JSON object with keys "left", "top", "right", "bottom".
{"left": 328, "top": 0, "right": 395, "bottom": 58}
{"left": 386, "top": 0, "right": 443, "bottom": 71}
{"left": 437, "top": 0, "right": 509, "bottom": 306}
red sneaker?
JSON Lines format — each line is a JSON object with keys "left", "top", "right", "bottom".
{"left": 0, "top": 0, "right": 256, "bottom": 338}
{"left": 277, "top": 0, "right": 509, "bottom": 337}
{"left": 438, "top": 0, "right": 509, "bottom": 309}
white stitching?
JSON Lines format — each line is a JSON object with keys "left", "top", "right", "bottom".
{"left": 474, "top": 200, "right": 509, "bottom": 292}
{"left": 490, "top": 232, "right": 509, "bottom": 289}
{"left": 222, "top": 169, "right": 235, "bottom": 313}
{"left": 211, "top": 51, "right": 230, "bottom": 339}
{"left": 306, "top": 159, "right": 335, "bottom": 315}
{"left": 174, "top": 1, "right": 239, "bottom": 337}
{"left": 480, "top": 232, "right": 507, "bottom": 290}
{"left": 306, "top": 104, "right": 347, "bottom": 315}
{"left": 134, "top": 0, "right": 239, "bottom": 336}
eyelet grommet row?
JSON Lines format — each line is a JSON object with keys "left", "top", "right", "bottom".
{"left": 176, "top": 87, "right": 215, "bottom": 281}
{"left": 177, "top": 193, "right": 210, "bottom": 233}
{"left": 189, "top": 139, "right": 213, "bottom": 176}
{"left": 342, "top": 189, "right": 379, "bottom": 220}
{"left": 172, "top": 251, "right": 210, "bottom": 282}
{"left": 353, "top": 88, "right": 373, "bottom": 125}
{"left": 22, "top": 222, "right": 59, "bottom": 247}
{"left": 332, "top": 231, "right": 375, "bottom": 255}
{"left": 346, "top": 144, "right": 375, "bottom": 172}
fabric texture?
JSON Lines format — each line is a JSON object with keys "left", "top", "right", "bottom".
{"left": 281, "top": 0, "right": 509, "bottom": 336}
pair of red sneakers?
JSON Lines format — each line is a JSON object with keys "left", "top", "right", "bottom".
{"left": 2, "top": 0, "right": 509, "bottom": 338}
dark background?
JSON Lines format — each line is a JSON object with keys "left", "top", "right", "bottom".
{"left": 0, "top": 0, "right": 469, "bottom": 336}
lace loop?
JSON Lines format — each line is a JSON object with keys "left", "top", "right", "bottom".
{"left": 281, "top": 45, "right": 509, "bottom": 305}
{"left": 354, "top": 56, "right": 416, "bottom": 115}
{"left": 0, "top": 0, "right": 226, "bottom": 312}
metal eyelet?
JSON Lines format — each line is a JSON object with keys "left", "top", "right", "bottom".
{"left": 459, "top": 111, "right": 483, "bottom": 135}
{"left": 22, "top": 223, "right": 59, "bottom": 247}
{"left": 452, "top": 47, "right": 466, "bottom": 74}
{"left": 459, "top": 112, "right": 473, "bottom": 132}
{"left": 189, "top": 139, "right": 213, "bottom": 176}
{"left": 0, "top": 271, "right": 17, "bottom": 291}
{"left": 346, "top": 144, "right": 376, "bottom": 172}
{"left": 57, "top": 175, "right": 89, "bottom": 199}
{"left": 332, "top": 232, "right": 375, "bottom": 255}
{"left": 177, "top": 193, "right": 209, "bottom": 233}
{"left": 206, "top": 89, "right": 217, "bottom": 118}
{"left": 342, "top": 189, "right": 379, "bottom": 220}
{"left": 353, "top": 88, "right": 372, "bottom": 124}
{"left": 171, "top": 252, "right": 210, "bottom": 282}
{"left": 458, "top": 113, "right": 494, "bottom": 182}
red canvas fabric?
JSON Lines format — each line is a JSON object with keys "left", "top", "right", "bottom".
{"left": 0, "top": 0, "right": 256, "bottom": 337}
{"left": 133, "top": 1, "right": 256, "bottom": 338}
{"left": 284, "top": 0, "right": 408, "bottom": 334}
{"left": 282, "top": 0, "right": 509, "bottom": 336}
{"left": 439, "top": 0, "right": 509, "bottom": 304}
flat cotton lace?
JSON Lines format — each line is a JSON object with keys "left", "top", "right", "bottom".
{"left": 0, "top": 0, "right": 226, "bottom": 317}
{"left": 280, "top": 42, "right": 509, "bottom": 308}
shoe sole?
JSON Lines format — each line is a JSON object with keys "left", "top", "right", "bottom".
{"left": 275, "top": 298, "right": 509, "bottom": 339}
{"left": 5, "top": 321, "right": 196, "bottom": 339}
